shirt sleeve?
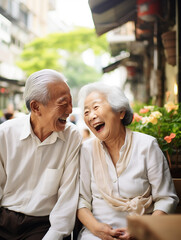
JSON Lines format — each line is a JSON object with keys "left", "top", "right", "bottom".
{"left": 147, "top": 139, "right": 179, "bottom": 214}
{"left": 42, "top": 132, "right": 82, "bottom": 240}
{"left": 0, "top": 131, "right": 6, "bottom": 204}
{"left": 0, "top": 157, "right": 6, "bottom": 203}
{"left": 78, "top": 142, "right": 92, "bottom": 211}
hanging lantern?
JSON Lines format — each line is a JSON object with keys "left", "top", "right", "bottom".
{"left": 137, "top": 0, "right": 161, "bottom": 22}
{"left": 126, "top": 66, "right": 136, "bottom": 79}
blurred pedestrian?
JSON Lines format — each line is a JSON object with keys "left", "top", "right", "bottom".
{"left": 0, "top": 69, "right": 82, "bottom": 240}
{"left": 70, "top": 114, "right": 77, "bottom": 124}
{"left": 0, "top": 109, "right": 14, "bottom": 124}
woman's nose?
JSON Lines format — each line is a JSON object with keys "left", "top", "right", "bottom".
{"left": 89, "top": 111, "right": 97, "bottom": 121}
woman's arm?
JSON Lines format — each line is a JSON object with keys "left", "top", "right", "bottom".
{"left": 152, "top": 210, "right": 167, "bottom": 215}
{"left": 78, "top": 143, "right": 121, "bottom": 239}
{"left": 147, "top": 139, "right": 179, "bottom": 213}
{"left": 77, "top": 207, "right": 123, "bottom": 240}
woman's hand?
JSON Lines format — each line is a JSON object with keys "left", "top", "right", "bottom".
{"left": 93, "top": 222, "right": 125, "bottom": 240}
{"left": 77, "top": 208, "right": 135, "bottom": 240}
{"left": 116, "top": 228, "right": 135, "bottom": 240}
{"left": 78, "top": 208, "right": 121, "bottom": 239}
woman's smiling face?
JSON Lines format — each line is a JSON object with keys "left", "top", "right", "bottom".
{"left": 84, "top": 91, "right": 122, "bottom": 142}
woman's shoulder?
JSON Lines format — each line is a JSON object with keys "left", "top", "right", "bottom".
{"left": 80, "top": 137, "right": 98, "bottom": 157}
{"left": 131, "top": 130, "right": 158, "bottom": 148}
{"left": 81, "top": 137, "right": 95, "bottom": 148}
{"left": 132, "top": 130, "right": 156, "bottom": 141}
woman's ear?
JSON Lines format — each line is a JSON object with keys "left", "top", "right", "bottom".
{"left": 30, "top": 100, "right": 41, "bottom": 116}
{"left": 120, "top": 111, "right": 126, "bottom": 119}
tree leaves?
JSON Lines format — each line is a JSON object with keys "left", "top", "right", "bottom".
{"left": 17, "top": 27, "right": 108, "bottom": 79}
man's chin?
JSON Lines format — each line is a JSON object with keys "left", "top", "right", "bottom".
{"left": 56, "top": 123, "right": 66, "bottom": 132}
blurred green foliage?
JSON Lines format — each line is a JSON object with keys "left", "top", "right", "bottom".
{"left": 17, "top": 27, "right": 108, "bottom": 89}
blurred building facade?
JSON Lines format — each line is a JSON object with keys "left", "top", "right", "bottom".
{"left": 0, "top": 0, "right": 56, "bottom": 110}
{"left": 88, "top": 0, "right": 180, "bottom": 106}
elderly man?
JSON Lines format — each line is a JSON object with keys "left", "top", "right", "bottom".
{"left": 0, "top": 69, "right": 82, "bottom": 240}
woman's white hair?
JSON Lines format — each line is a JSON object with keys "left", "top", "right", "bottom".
{"left": 23, "top": 69, "right": 67, "bottom": 111}
{"left": 78, "top": 82, "right": 133, "bottom": 126}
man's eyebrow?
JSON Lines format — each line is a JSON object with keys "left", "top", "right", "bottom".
{"left": 57, "top": 97, "right": 68, "bottom": 103}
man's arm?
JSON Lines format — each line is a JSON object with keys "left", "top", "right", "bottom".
{"left": 0, "top": 153, "right": 6, "bottom": 204}
{"left": 43, "top": 133, "right": 81, "bottom": 240}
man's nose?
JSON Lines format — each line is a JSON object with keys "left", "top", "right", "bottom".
{"left": 66, "top": 103, "right": 72, "bottom": 114}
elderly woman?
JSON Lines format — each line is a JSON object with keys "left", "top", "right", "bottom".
{"left": 77, "top": 82, "right": 179, "bottom": 240}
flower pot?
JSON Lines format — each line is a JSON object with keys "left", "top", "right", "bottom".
{"left": 165, "top": 47, "right": 176, "bottom": 57}
{"left": 161, "top": 31, "right": 176, "bottom": 47}
{"left": 166, "top": 148, "right": 181, "bottom": 178}
{"left": 161, "top": 31, "right": 176, "bottom": 66}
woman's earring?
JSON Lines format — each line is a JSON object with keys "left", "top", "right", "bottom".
{"left": 120, "top": 111, "right": 125, "bottom": 120}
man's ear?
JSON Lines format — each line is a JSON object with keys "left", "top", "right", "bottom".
{"left": 30, "top": 100, "right": 41, "bottom": 116}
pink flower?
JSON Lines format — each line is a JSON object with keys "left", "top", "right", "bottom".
{"left": 164, "top": 102, "right": 178, "bottom": 113}
{"left": 139, "top": 108, "right": 149, "bottom": 114}
{"left": 164, "top": 136, "right": 172, "bottom": 143}
{"left": 133, "top": 113, "right": 142, "bottom": 122}
{"left": 170, "top": 133, "right": 176, "bottom": 139}
{"left": 164, "top": 133, "right": 176, "bottom": 143}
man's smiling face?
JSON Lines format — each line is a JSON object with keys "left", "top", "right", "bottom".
{"left": 39, "top": 81, "right": 72, "bottom": 133}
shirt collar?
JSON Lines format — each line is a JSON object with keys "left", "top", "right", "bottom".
{"left": 20, "top": 113, "right": 31, "bottom": 140}
{"left": 20, "top": 113, "right": 65, "bottom": 142}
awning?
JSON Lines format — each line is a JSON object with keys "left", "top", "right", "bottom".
{"left": 88, "top": 0, "right": 137, "bottom": 36}
{"left": 102, "top": 53, "right": 130, "bottom": 73}
{"left": 102, "top": 59, "right": 124, "bottom": 73}
{"left": 0, "top": 76, "right": 25, "bottom": 87}
{"left": 102, "top": 53, "right": 143, "bottom": 73}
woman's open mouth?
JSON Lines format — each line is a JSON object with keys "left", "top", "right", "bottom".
{"left": 94, "top": 123, "right": 105, "bottom": 132}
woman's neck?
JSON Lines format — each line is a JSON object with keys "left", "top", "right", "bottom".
{"left": 104, "top": 126, "right": 126, "bottom": 166}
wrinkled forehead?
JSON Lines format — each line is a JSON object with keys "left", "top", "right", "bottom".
{"left": 48, "top": 81, "right": 71, "bottom": 98}
{"left": 84, "top": 91, "right": 107, "bottom": 108}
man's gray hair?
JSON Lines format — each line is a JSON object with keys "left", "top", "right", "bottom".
{"left": 23, "top": 69, "right": 67, "bottom": 111}
{"left": 78, "top": 82, "right": 133, "bottom": 126}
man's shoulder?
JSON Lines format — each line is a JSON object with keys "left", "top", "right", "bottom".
{"left": 63, "top": 122, "right": 82, "bottom": 140}
{"left": 0, "top": 115, "right": 27, "bottom": 131}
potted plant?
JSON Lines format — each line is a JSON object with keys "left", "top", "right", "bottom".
{"left": 129, "top": 101, "right": 181, "bottom": 177}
